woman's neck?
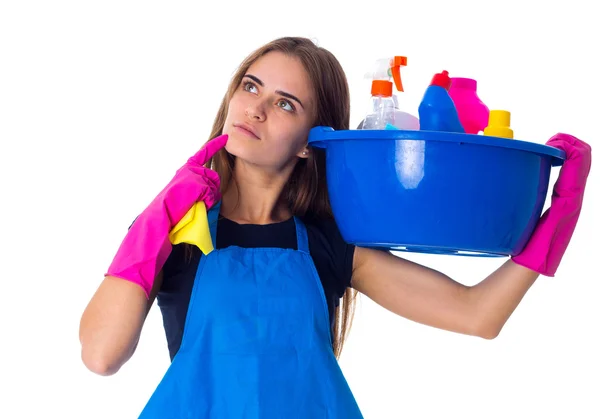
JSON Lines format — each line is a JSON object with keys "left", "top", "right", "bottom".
{"left": 220, "top": 160, "right": 294, "bottom": 225}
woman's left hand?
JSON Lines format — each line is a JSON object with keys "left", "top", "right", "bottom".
{"left": 512, "top": 133, "right": 592, "bottom": 276}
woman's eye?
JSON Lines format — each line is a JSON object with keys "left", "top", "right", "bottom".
{"left": 277, "top": 100, "right": 294, "bottom": 112}
{"left": 243, "top": 82, "right": 257, "bottom": 93}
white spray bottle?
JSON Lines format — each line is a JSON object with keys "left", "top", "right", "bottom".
{"left": 358, "top": 56, "right": 420, "bottom": 130}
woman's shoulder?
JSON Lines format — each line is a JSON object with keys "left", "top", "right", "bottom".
{"left": 300, "top": 213, "right": 347, "bottom": 243}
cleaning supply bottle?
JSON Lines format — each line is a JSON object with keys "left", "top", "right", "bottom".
{"left": 448, "top": 77, "right": 490, "bottom": 134}
{"left": 483, "top": 110, "right": 514, "bottom": 138}
{"left": 418, "top": 70, "right": 464, "bottom": 133}
{"left": 359, "top": 56, "right": 420, "bottom": 130}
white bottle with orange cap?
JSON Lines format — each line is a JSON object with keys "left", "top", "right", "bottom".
{"left": 359, "top": 56, "right": 420, "bottom": 130}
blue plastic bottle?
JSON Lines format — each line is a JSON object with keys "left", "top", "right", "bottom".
{"left": 418, "top": 70, "right": 464, "bottom": 133}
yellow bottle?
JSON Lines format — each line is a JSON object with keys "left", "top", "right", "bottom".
{"left": 483, "top": 110, "right": 514, "bottom": 139}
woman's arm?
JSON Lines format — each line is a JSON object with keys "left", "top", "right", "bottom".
{"left": 351, "top": 247, "right": 539, "bottom": 339}
{"left": 79, "top": 272, "right": 163, "bottom": 376}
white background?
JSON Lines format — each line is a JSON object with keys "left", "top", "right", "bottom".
{"left": 1, "top": 1, "right": 598, "bottom": 418}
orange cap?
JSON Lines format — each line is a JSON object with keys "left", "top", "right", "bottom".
{"left": 371, "top": 80, "right": 393, "bottom": 97}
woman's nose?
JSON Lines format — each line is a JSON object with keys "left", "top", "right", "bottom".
{"left": 245, "top": 102, "right": 266, "bottom": 121}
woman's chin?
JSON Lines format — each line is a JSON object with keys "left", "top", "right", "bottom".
{"left": 224, "top": 138, "right": 244, "bottom": 158}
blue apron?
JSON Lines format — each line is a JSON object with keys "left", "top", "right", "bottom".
{"left": 138, "top": 202, "right": 363, "bottom": 418}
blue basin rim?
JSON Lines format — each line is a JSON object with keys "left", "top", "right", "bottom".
{"left": 307, "top": 126, "right": 566, "bottom": 166}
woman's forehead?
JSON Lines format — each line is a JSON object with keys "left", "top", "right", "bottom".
{"left": 246, "top": 52, "right": 315, "bottom": 104}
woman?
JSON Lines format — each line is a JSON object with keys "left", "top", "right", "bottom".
{"left": 79, "top": 37, "right": 591, "bottom": 418}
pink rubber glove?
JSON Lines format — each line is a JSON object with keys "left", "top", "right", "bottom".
{"left": 512, "top": 133, "right": 592, "bottom": 276}
{"left": 106, "top": 134, "right": 228, "bottom": 297}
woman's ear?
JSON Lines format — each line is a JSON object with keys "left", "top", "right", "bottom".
{"left": 297, "top": 147, "right": 310, "bottom": 159}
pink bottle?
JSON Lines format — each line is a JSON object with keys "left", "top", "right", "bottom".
{"left": 448, "top": 77, "right": 489, "bottom": 135}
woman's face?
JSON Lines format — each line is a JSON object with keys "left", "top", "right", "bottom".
{"left": 222, "top": 51, "right": 316, "bottom": 170}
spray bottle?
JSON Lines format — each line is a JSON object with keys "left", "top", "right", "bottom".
{"left": 359, "top": 56, "right": 420, "bottom": 130}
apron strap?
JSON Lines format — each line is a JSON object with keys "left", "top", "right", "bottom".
{"left": 293, "top": 216, "right": 310, "bottom": 254}
{"left": 207, "top": 200, "right": 221, "bottom": 249}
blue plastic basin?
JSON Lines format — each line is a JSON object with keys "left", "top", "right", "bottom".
{"left": 308, "top": 126, "right": 566, "bottom": 257}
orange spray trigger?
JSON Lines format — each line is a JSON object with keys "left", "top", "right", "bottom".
{"left": 391, "top": 56, "right": 407, "bottom": 92}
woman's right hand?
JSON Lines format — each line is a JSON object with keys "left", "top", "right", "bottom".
{"left": 106, "top": 134, "right": 228, "bottom": 298}
{"left": 165, "top": 133, "right": 229, "bottom": 216}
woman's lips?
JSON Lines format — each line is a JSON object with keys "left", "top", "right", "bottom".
{"left": 234, "top": 124, "right": 260, "bottom": 140}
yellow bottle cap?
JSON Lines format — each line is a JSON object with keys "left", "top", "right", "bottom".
{"left": 483, "top": 110, "right": 514, "bottom": 139}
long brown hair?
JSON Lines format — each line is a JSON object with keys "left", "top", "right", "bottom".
{"left": 200, "top": 37, "right": 358, "bottom": 358}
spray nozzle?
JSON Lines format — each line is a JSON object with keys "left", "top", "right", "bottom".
{"left": 365, "top": 56, "right": 408, "bottom": 97}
